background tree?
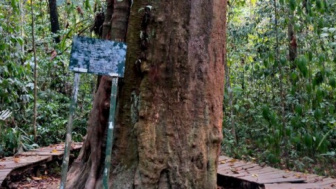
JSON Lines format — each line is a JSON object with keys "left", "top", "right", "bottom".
{"left": 48, "top": 0, "right": 60, "bottom": 43}
{"left": 66, "top": 0, "right": 227, "bottom": 188}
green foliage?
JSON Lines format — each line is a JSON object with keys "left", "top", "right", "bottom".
{"left": 223, "top": 0, "right": 336, "bottom": 177}
{"left": 0, "top": 0, "right": 99, "bottom": 156}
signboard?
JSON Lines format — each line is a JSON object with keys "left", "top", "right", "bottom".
{"left": 69, "top": 36, "right": 127, "bottom": 77}
{"left": 62, "top": 36, "right": 127, "bottom": 189}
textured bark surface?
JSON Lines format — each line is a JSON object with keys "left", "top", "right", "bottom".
{"left": 67, "top": 0, "right": 227, "bottom": 188}
{"left": 48, "top": 0, "right": 60, "bottom": 43}
{"left": 288, "top": 16, "right": 297, "bottom": 62}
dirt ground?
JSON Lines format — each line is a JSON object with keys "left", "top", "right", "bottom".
{"left": 9, "top": 176, "right": 232, "bottom": 189}
{"left": 7, "top": 175, "right": 60, "bottom": 189}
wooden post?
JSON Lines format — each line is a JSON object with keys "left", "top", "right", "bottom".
{"left": 60, "top": 73, "right": 80, "bottom": 189}
{"left": 103, "top": 77, "right": 118, "bottom": 189}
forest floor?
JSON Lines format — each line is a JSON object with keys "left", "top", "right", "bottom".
{"left": 11, "top": 174, "right": 230, "bottom": 189}
{"left": 8, "top": 175, "right": 60, "bottom": 189}
{"left": 5, "top": 161, "right": 61, "bottom": 189}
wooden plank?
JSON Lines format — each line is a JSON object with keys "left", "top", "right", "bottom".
{"left": 236, "top": 162, "right": 258, "bottom": 169}
{"left": 20, "top": 143, "right": 82, "bottom": 157}
{"left": 25, "top": 143, "right": 82, "bottom": 152}
{"left": 230, "top": 170, "right": 279, "bottom": 183}
{"left": 218, "top": 168, "right": 250, "bottom": 177}
{"left": 217, "top": 156, "right": 335, "bottom": 187}
{"left": 220, "top": 166, "right": 277, "bottom": 176}
{"left": 259, "top": 177, "right": 305, "bottom": 184}
{"left": 0, "top": 156, "right": 50, "bottom": 169}
{"left": 0, "top": 169, "right": 12, "bottom": 185}
{"left": 248, "top": 170, "right": 288, "bottom": 179}
{"left": 0, "top": 143, "right": 82, "bottom": 187}
{"left": 0, "top": 169, "right": 12, "bottom": 172}
{"left": 234, "top": 169, "right": 305, "bottom": 184}
{"left": 218, "top": 159, "right": 261, "bottom": 173}
{"left": 305, "top": 175, "right": 326, "bottom": 183}
{"left": 264, "top": 183, "right": 321, "bottom": 189}
{"left": 244, "top": 165, "right": 265, "bottom": 171}
{"left": 21, "top": 151, "right": 64, "bottom": 156}
{"left": 284, "top": 171, "right": 307, "bottom": 180}
{"left": 217, "top": 167, "right": 279, "bottom": 181}
{"left": 219, "top": 161, "right": 256, "bottom": 170}
{"left": 218, "top": 162, "right": 248, "bottom": 171}
{"left": 238, "top": 167, "right": 278, "bottom": 177}
{"left": 319, "top": 178, "right": 336, "bottom": 187}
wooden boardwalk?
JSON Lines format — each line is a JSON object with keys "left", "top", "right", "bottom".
{"left": 0, "top": 143, "right": 82, "bottom": 187}
{"left": 218, "top": 156, "right": 336, "bottom": 189}
{"left": 1, "top": 148, "right": 335, "bottom": 188}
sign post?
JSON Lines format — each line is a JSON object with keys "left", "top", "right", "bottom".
{"left": 60, "top": 36, "right": 127, "bottom": 189}
{"left": 103, "top": 77, "right": 118, "bottom": 189}
{"left": 60, "top": 73, "right": 80, "bottom": 189}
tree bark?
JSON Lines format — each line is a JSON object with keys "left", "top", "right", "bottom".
{"left": 288, "top": 15, "right": 297, "bottom": 62}
{"left": 67, "top": 0, "right": 227, "bottom": 188}
{"left": 31, "top": 0, "right": 38, "bottom": 141}
{"left": 48, "top": 0, "right": 60, "bottom": 43}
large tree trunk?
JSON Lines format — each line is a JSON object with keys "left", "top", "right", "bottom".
{"left": 67, "top": 0, "right": 227, "bottom": 188}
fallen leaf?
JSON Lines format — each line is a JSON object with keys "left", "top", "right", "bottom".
{"left": 294, "top": 173, "right": 302, "bottom": 178}
{"left": 252, "top": 174, "right": 258, "bottom": 178}
{"left": 230, "top": 168, "right": 239, "bottom": 174}
{"left": 51, "top": 149, "right": 58, "bottom": 153}
{"left": 13, "top": 157, "right": 20, "bottom": 163}
{"left": 0, "top": 165, "right": 5, "bottom": 169}
{"left": 31, "top": 176, "right": 42, "bottom": 181}
{"left": 228, "top": 159, "right": 237, "bottom": 163}
{"left": 220, "top": 160, "right": 226, "bottom": 164}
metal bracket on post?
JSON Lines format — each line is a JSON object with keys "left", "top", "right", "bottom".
{"left": 60, "top": 73, "right": 80, "bottom": 189}
{"left": 103, "top": 77, "right": 118, "bottom": 189}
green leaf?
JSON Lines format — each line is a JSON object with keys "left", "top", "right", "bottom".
{"left": 316, "top": 89, "right": 324, "bottom": 103}
{"left": 295, "top": 105, "right": 303, "bottom": 116}
{"left": 313, "top": 72, "right": 324, "bottom": 86}
{"left": 296, "top": 56, "right": 308, "bottom": 78}
{"left": 329, "top": 77, "right": 336, "bottom": 88}
{"left": 11, "top": 0, "right": 18, "bottom": 13}
{"left": 316, "top": 0, "right": 322, "bottom": 10}
{"left": 0, "top": 44, "right": 6, "bottom": 50}
{"left": 280, "top": 57, "right": 287, "bottom": 65}
{"left": 84, "top": 0, "right": 91, "bottom": 10}
{"left": 306, "top": 84, "right": 312, "bottom": 94}
{"left": 289, "top": 0, "right": 296, "bottom": 11}
{"left": 308, "top": 52, "right": 313, "bottom": 61}
{"left": 262, "top": 105, "right": 270, "bottom": 121}
{"left": 291, "top": 72, "right": 298, "bottom": 83}
{"left": 320, "top": 33, "right": 329, "bottom": 38}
